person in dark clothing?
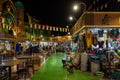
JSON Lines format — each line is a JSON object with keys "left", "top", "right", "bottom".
{"left": 62, "top": 53, "right": 67, "bottom": 68}
{"left": 27, "top": 45, "right": 32, "bottom": 55}
{"left": 32, "top": 45, "right": 39, "bottom": 55}
{"left": 62, "top": 58, "right": 67, "bottom": 68}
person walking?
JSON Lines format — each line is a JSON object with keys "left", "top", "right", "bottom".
{"left": 62, "top": 53, "right": 67, "bottom": 68}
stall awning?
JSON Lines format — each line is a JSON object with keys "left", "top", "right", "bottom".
{"left": 0, "top": 31, "right": 15, "bottom": 41}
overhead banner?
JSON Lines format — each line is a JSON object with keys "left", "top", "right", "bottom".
{"left": 29, "top": 23, "right": 70, "bottom": 32}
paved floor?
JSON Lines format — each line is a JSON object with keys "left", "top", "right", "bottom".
{"left": 31, "top": 52, "right": 101, "bottom": 80}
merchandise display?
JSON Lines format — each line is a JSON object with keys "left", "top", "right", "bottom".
{"left": 74, "top": 28, "right": 120, "bottom": 79}
{"left": 85, "top": 29, "right": 93, "bottom": 49}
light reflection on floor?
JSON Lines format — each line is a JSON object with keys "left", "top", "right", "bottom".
{"left": 32, "top": 52, "right": 101, "bottom": 80}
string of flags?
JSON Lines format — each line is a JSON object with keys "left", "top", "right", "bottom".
{"left": 30, "top": 23, "right": 70, "bottom": 32}
{"left": 0, "top": 22, "right": 70, "bottom": 33}
{"left": 0, "top": 22, "right": 23, "bottom": 33}
{"left": 0, "top": 22, "right": 12, "bottom": 30}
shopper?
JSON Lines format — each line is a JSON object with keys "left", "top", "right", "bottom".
{"left": 67, "top": 54, "right": 73, "bottom": 63}
{"left": 62, "top": 53, "right": 67, "bottom": 68}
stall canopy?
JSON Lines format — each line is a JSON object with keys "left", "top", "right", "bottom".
{"left": 0, "top": 30, "right": 15, "bottom": 41}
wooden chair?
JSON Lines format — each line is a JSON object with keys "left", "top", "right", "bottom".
{"left": 17, "top": 62, "right": 29, "bottom": 79}
{"left": 26, "top": 59, "right": 34, "bottom": 74}
{"left": 0, "top": 67, "right": 9, "bottom": 80}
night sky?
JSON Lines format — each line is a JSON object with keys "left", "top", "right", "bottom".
{"left": 12, "top": 0, "right": 79, "bottom": 28}
{"left": 12, "top": 0, "right": 120, "bottom": 28}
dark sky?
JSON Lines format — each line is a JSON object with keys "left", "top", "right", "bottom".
{"left": 12, "top": 0, "right": 120, "bottom": 28}
{"left": 13, "top": 0, "right": 79, "bottom": 28}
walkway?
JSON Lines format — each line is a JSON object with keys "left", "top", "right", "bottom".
{"left": 32, "top": 52, "right": 101, "bottom": 80}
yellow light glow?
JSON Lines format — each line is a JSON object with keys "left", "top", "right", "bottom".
{"left": 119, "top": 17, "right": 120, "bottom": 24}
{"left": 42, "top": 38, "right": 44, "bottom": 41}
{"left": 73, "top": 5, "right": 78, "bottom": 11}
{"left": 69, "top": 16, "right": 73, "bottom": 20}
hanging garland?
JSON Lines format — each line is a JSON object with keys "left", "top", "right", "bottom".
{"left": 0, "top": 22, "right": 70, "bottom": 37}
{"left": 50, "top": 26, "right": 52, "bottom": 31}
{"left": 42, "top": 25, "right": 45, "bottom": 30}
{"left": 29, "top": 23, "right": 70, "bottom": 32}
{"left": 38, "top": 25, "right": 41, "bottom": 29}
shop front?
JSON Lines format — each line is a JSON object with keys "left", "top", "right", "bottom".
{"left": 72, "top": 12, "right": 120, "bottom": 79}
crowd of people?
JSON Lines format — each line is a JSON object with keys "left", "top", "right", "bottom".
{"left": 24, "top": 45, "right": 56, "bottom": 55}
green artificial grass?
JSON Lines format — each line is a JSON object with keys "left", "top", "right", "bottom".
{"left": 32, "top": 52, "right": 101, "bottom": 80}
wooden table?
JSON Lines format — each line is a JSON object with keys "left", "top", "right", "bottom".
{"left": 17, "top": 55, "right": 37, "bottom": 60}
{"left": 17, "top": 56, "right": 37, "bottom": 74}
{"left": 17, "top": 56, "right": 37, "bottom": 63}
{"left": 0, "top": 59, "right": 25, "bottom": 80}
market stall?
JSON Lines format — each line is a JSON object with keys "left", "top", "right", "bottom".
{"left": 0, "top": 30, "right": 16, "bottom": 60}
{"left": 72, "top": 12, "right": 120, "bottom": 79}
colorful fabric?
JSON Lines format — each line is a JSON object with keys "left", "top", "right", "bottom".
{"left": 85, "top": 30, "right": 93, "bottom": 49}
{"left": 92, "top": 35, "right": 98, "bottom": 46}
{"left": 98, "top": 30, "right": 104, "bottom": 37}
{"left": 111, "top": 29, "right": 119, "bottom": 38}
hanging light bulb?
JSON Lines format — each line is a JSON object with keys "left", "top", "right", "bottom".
{"left": 73, "top": 4, "right": 79, "bottom": 11}
{"left": 69, "top": 16, "right": 73, "bottom": 21}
